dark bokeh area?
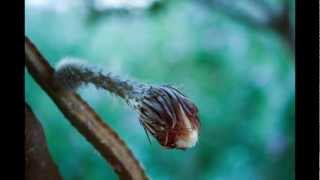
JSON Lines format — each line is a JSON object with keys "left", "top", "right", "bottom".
{"left": 25, "top": 0, "right": 295, "bottom": 179}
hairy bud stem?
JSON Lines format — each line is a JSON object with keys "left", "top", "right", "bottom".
{"left": 55, "top": 58, "right": 134, "bottom": 99}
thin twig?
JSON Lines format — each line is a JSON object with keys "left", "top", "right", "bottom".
{"left": 25, "top": 36, "right": 148, "bottom": 180}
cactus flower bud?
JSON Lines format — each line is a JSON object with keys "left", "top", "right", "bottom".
{"left": 129, "top": 85, "right": 200, "bottom": 150}
{"left": 54, "top": 58, "right": 200, "bottom": 150}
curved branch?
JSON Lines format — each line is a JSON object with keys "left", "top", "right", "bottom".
{"left": 25, "top": 37, "right": 148, "bottom": 180}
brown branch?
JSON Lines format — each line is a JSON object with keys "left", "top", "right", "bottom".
{"left": 25, "top": 36, "right": 148, "bottom": 180}
{"left": 25, "top": 103, "right": 63, "bottom": 180}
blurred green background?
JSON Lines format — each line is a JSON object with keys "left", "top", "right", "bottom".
{"left": 25, "top": 0, "right": 295, "bottom": 179}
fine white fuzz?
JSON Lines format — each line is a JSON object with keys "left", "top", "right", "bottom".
{"left": 54, "top": 57, "right": 134, "bottom": 98}
{"left": 55, "top": 57, "right": 87, "bottom": 70}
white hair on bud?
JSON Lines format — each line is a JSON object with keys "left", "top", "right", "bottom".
{"left": 175, "top": 104, "right": 199, "bottom": 148}
{"left": 175, "top": 129, "right": 198, "bottom": 148}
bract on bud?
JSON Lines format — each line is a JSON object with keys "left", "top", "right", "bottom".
{"left": 129, "top": 85, "right": 200, "bottom": 149}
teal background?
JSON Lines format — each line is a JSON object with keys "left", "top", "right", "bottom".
{"left": 25, "top": 0, "right": 295, "bottom": 179}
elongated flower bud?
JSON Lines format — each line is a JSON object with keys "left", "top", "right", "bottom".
{"left": 55, "top": 58, "right": 200, "bottom": 149}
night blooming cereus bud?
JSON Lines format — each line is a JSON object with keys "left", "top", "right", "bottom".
{"left": 128, "top": 85, "right": 200, "bottom": 150}
{"left": 54, "top": 58, "right": 200, "bottom": 150}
